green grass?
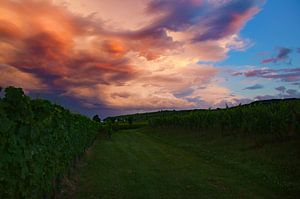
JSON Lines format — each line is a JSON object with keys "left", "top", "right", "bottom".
{"left": 74, "top": 128, "right": 300, "bottom": 199}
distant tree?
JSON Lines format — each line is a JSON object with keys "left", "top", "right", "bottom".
{"left": 93, "top": 114, "right": 101, "bottom": 123}
{"left": 127, "top": 116, "right": 133, "bottom": 125}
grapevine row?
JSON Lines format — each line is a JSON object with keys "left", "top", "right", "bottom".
{"left": 0, "top": 87, "right": 101, "bottom": 198}
{"left": 148, "top": 100, "right": 300, "bottom": 137}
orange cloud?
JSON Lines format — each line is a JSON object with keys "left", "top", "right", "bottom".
{"left": 102, "top": 39, "right": 126, "bottom": 57}
{"left": 0, "top": 0, "right": 261, "bottom": 112}
{"left": 0, "top": 64, "right": 47, "bottom": 91}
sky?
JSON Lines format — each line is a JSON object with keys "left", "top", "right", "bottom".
{"left": 0, "top": 0, "right": 299, "bottom": 118}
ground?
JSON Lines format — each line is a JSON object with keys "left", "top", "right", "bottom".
{"left": 70, "top": 128, "right": 299, "bottom": 199}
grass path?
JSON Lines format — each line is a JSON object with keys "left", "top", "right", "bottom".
{"left": 74, "top": 129, "right": 299, "bottom": 199}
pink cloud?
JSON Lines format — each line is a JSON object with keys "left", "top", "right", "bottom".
{"left": 261, "top": 47, "right": 292, "bottom": 64}
{"left": 0, "top": 64, "right": 47, "bottom": 91}
{"left": 233, "top": 67, "right": 300, "bottom": 82}
{"left": 0, "top": 0, "right": 262, "bottom": 111}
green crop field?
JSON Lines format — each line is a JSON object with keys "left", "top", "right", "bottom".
{"left": 71, "top": 128, "right": 299, "bottom": 199}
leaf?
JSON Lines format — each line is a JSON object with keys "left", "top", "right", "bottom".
{"left": 0, "top": 115, "right": 13, "bottom": 133}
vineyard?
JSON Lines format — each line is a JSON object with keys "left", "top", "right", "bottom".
{"left": 108, "top": 99, "right": 300, "bottom": 138}
{"left": 1, "top": 87, "right": 300, "bottom": 198}
{"left": 151, "top": 100, "right": 300, "bottom": 137}
{"left": 0, "top": 87, "right": 102, "bottom": 199}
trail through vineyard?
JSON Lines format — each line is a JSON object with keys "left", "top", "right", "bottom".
{"left": 66, "top": 128, "right": 300, "bottom": 199}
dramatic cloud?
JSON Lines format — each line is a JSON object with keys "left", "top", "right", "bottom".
{"left": 0, "top": 64, "right": 47, "bottom": 91}
{"left": 243, "top": 84, "right": 264, "bottom": 90}
{"left": 193, "top": 0, "right": 260, "bottom": 42}
{"left": 261, "top": 47, "right": 292, "bottom": 64}
{"left": 0, "top": 0, "right": 263, "bottom": 115}
{"left": 233, "top": 67, "right": 300, "bottom": 82}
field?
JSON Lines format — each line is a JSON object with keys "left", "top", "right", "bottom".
{"left": 69, "top": 128, "right": 300, "bottom": 199}
{"left": 1, "top": 87, "right": 299, "bottom": 198}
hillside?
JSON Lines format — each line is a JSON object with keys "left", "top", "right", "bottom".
{"left": 105, "top": 98, "right": 300, "bottom": 138}
{"left": 105, "top": 98, "right": 300, "bottom": 122}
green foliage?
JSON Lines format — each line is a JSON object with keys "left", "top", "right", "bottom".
{"left": 105, "top": 99, "right": 300, "bottom": 137}
{"left": 0, "top": 87, "right": 101, "bottom": 199}
{"left": 127, "top": 116, "right": 133, "bottom": 125}
{"left": 147, "top": 99, "right": 300, "bottom": 137}
{"left": 93, "top": 114, "right": 101, "bottom": 123}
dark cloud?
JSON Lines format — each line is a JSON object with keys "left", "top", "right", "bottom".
{"left": 0, "top": 20, "right": 22, "bottom": 40}
{"left": 234, "top": 67, "right": 300, "bottom": 82}
{"left": 10, "top": 32, "right": 71, "bottom": 74}
{"left": 0, "top": 0, "right": 265, "bottom": 117}
{"left": 0, "top": 0, "right": 141, "bottom": 112}
{"left": 195, "top": 0, "right": 260, "bottom": 41}
{"left": 139, "top": 0, "right": 261, "bottom": 43}
{"left": 275, "top": 86, "right": 286, "bottom": 93}
{"left": 145, "top": 0, "right": 204, "bottom": 32}
{"left": 6, "top": 30, "right": 138, "bottom": 89}
{"left": 261, "top": 47, "right": 292, "bottom": 64}
{"left": 174, "top": 88, "right": 196, "bottom": 98}
{"left": 286, "top": 89, "right": 298, "bottom": 95}
{"left": 110, "top": 92, "right": 131, "bottom": 99}
{"left": 291, "top": 82, "right": 300, "bottom": 86}
{"left": 243, "top": 84, "right": 264, "bottom": 90}
{"left": 243, "top": 69, "right": 271, "bottom": 77}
